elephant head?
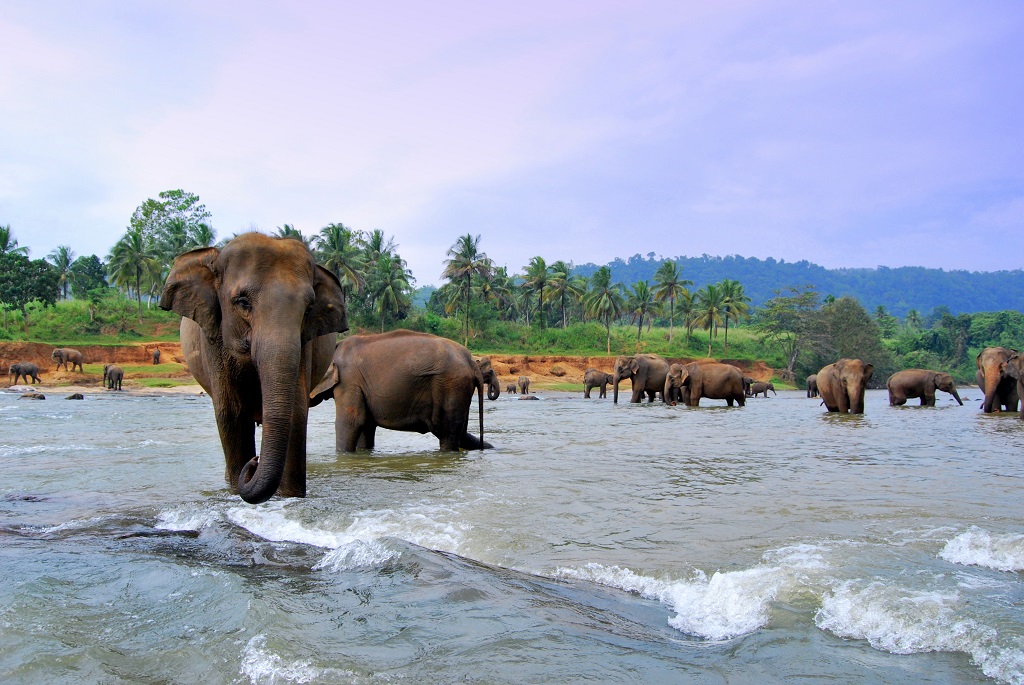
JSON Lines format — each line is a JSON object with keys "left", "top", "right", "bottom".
{"left": 978, "top": 347, "right": 1019, "bottom": 413}
{"left": 833, "top": 358, "right": 874, "bottom": 414}
{"left": 931, "top": 371, "right": 963, "bottom": 406}
{"left": 160, "top": 233, "right": 347, "bottom": 503}
{"left": 474, "top": 356, "right": 500, "bottom": 400}
{"left": 612, "top": 356, "right": 638, "bottom": 404}
{"left": 664, "top": 363, "right": 690, "bottom": 406}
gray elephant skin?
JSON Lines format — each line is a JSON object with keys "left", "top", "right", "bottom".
{"left": 52, "top": 348, "right": 84, "bottom": 372}
{"left": 817, "top": 358, "right": 874, "bottom": 414}
{"left": 748, "top": 381, "right": 776, "bottom": 398}
{"left": 103, "top": 364, "right": 124, "bottom": 391}
{"left": 806, "top": 374, "right": 818, "bottom": 398}
{"left": 999, "top": 354, "right": 1024, "bottom": 419}
{"left": 583, "top": 368, "right": 613, "bottom": 399}
{"left": 160, "top": 232, "right": 347, "bottom": 503}
{"left": 506, "top": 383, "right": 517, "bottom": 394}
{"left": 309, "top": 330, "right": 490, "bottom": 452}
{"left": 10, "top": 362, "right": 41, "bottom": 385}
{"left": 976, "top": 347, "right": 1020, "bottom": 413}
{"left": 153, "top": 348, "right": 161, "bottom": 365}
{"left": 518, "top": 375, "right": 531, "bottom": 395}
{"left": 474, "top": 356, "right": 501, "bottom": 400}
{"left": 613, "top": 354, "right": 669, "bottom": 403}
{"left": 887, "top": 369, "right": 963, "bottom": 407}
{"left": 664, "top": 362, "right": 746, "bottom": 407}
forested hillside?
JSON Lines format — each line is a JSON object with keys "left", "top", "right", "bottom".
{"left": 575, "top": 254, "right": 1024, "bottom": 316}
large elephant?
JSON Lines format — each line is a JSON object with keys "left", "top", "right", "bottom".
{"left": 103, "top": 364, "right": 124, "bottom": 391}
{"left": 52, "top": 348, "right": 84, "bottom": 372}
{"left": 976, "top": 347, "right": 1020, "bottom": 413}
{"left": 160, "top": 232, "right": 347, "bottom": 503}
{"left": 309, "top": 330, "right": 490, "bottom": 452}
{"left": 583, "top": 368, "right": 613, "bottom": 399}
{"left": 10, "top": 362, "right": 41, "bottom": 385}
{"left": 473, "top": 356, "right": 501, "bottom": 400}
{"left": 817, "top": 358, "right": 874, "bottom": 414}
{"left": 613, "top": 354, "right": 669, "bottom": 404}
{"left": 518, "top": 376, "right": 531, "bottom": 395}
{"left": 664, "top": 362, "right": 745, "bottom": 407}
{"left": 806, "top": 374, "right": 818, "bottom": 398}
{"left": 1000, "top": 354, "right": 1024, "bottom": 419}
{"left": 748, "top": 381, "right": 776, "bottom": 397}
{"left": 887, "top": 369, "right": 963, "bottom": 407}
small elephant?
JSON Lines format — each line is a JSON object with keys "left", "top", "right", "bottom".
{"left": 10, "top": 362, "right": 41, "bottom": 385}
{"left": 748, "top": 382, "right": 776, "bottom": 398}
{"left": 887, "top": 369, "right": 963, "bottom": 407}
{"left": 817, "top": 358, "right": 874, "bottom": 414}
{"left": 806, "top": 374, "right": 819, "bottom": 398}
{"left": 506, "top": 383, "right": 517, "bottom": 394}
{"left": 473, "top": 356, "right": 501, "bottom": 400}
{"left": 664, "top": 362, "right": 745, "bottom": 407}
{"left": 976, "top": 347, "right": 1020, "bottom": 413}
{"left": 999, "top": 354, "right": 1024, "bottom": 419}
{"left": 103, "top": 364, "right": 124, "bottom": 391}
{"left": 52, "top": 348, "right": 84, "bottom": 372}
{"left": 583, "top": 368, "right": 614, "bottom": 399}
{"left": 613, "top": 354, "right": 670, "bottom": 403}
{"left": 152, "top": 348, "right": 161, "bottom": 365}
{"left": 66, "top": 393, "right": 85, "bottom": 400}
{"left": 742, "top": 376, "right": 755, "bottom": 395}
{"left": 20, "top": 393, "right": 45, "bottom": 400}
{"left": 518, "top": 375, "right": 531, "bottom": 395}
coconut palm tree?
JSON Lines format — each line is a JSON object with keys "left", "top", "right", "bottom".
{"left": 0, "top": 225, "right": 29, "bottom": 256}
{"left": 47, "top": 245, "right": 76, "bottom": 300}
{"left": 368, "top": 254, "right": 413, "bottom": 332}
{"left": 719, "top": 279, "right": 750, "bottom": 351}
{"left": 625, "top": 281, "right": 660, "bottom": 351}
{"left": 583, "top": 266, "right": 625, "bottom": 354}
{"left": 275, "top": 224, "right": 311, "bottom": 248}
{"left": 107, "top": 226, "right": 162, "bottom": 322}
{"left": 523, "top": 256, "right": 549, "bottom": 328}
{"left": 544, "top": 260, "right": 585, "bottom": 328}
{"left": 695, "top": 284, "right": 726, "bottom": 357}
{"left": 905, "top": 308, "right": 922, "bottom": 330}
{"left": 653, "top": 260, "right": 693, "bottom": 344}
{"left": 315, "top": 223, "right": 366, "bottom": 305}
{"left": 441, "top": 234, "right": 493, "bottom": 347}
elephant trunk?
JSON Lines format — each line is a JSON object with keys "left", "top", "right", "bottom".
{"left": 486, "top": 378, "right": 500, "bottom": 401}
{"left": 238, "top": 337, "right": 302, "bottom": 504}
{"left": 951, "top": 387, "right": 964, "bottom": 406}
{"left": 612, "top": 371, "right": 621, "bottom": 404}
{"left": 850, "top": 387, "right": 865, "bottom": 414}
{"left": 983, "top": 364, "right": 1003, "bottom": 413}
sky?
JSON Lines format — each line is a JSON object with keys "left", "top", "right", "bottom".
{"left": 2, "top": 1, "right": 1022, "bottom": 286}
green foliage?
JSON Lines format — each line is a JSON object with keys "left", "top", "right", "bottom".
{"left": 0, "top": 253, "right": 60, "bottom": 328}
{"left": 0, "top": 297, "right": 180, "bottom": 343}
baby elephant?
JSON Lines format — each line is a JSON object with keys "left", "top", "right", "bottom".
{"left": 103, "top": 364, "right": 124, "bottom": 391}
{"left": 583, "top": 368, "right": 613, "bottom": 399}
{"left": 748, "top": 381, "right": 776, "bottom": 398}
{"left": 506, "top": 383, "right": 518, "bottom": 394}
{"left": 887, "top": 369, "right": 962, "bottom": 406}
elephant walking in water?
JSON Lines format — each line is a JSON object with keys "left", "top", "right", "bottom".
{"left": 887, "top": 369, "right": 963, "bottom": 407}
{"left": 664, "top": 362, "right": 746, "bottom": 407}
{"left": 817, "top": 359, "right": 873, "bottom": 414}
{"left": 310, "top": 330, "right": 490, "bottom": 452}
{"left": 103, "top": 364, "right": 124, "bottom": 391}
{"left": 999, "top": 354, "right": 1024, "bottom": 419}
{"left": 161, "top": 233, "right": 348, "bottom": 503}
{"left": 583, "top": 368, "right": 613, "bottom": 398}
{"left": 748, "top": 382, "right": 776, "bottom": 398}
{"left": 806, "top": 374, "right": 818, "bottom": 398}
{"left": 976, "top": 347, "right": 1020, "bottom": 413}
{"left": 52, "top": 348, "right": 84, "bottom": 372}
{"left": 613, "top": 354, "right": 669, "bottom": 403}
{"left": 473, "top": 356, "right": 501, "bottom": 400}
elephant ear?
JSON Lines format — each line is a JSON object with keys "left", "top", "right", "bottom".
{"left": 863, "top": 363, "right": 874, "bottom": 381}
{"left": 160, "top": 247, "right": 221, "bottom": 336}
{"left": 309, "top": 363, "right": 340, "bottom": 407}
{"left": 629, "top": 358, "right": 641, "bottom": 373}
{"left": 303, "top": 265, "right": 348, "bottom": 342}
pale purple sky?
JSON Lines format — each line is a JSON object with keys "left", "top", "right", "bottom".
{"left": 2, "top": 1, "right": 1022, "bottom": 285}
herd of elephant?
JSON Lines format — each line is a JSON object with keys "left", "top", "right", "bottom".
{"left": 6, "top": 347, "right": 162, "bottom": 390}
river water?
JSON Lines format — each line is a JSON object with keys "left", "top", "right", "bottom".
{"left": 2, "top": 386, "right": 1024, "bottom": 684}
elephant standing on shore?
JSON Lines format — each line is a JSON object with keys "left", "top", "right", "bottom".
{"left": 887, "top": 369, "right": 963, "bottom": 407}
{"left": 10, "top": 362, "right": 41, "bottom": 385}
{"left": 976, "top": 347, "right": 1020, "bottom": 413}
{"left": 518, "top": 376, "right": 531, "bottom": 395}
{"left": 1000, "top": 354, "right": 1024, "bottom": 419}
{"left": 103, "top": 364, "right": 124, "bottom": 391}
{"left": 52, "top": 348, "right": 84, "bottom": 372}
{"left": 817, "top": 359, "right": 874, "bottom": 414}
{"left": 160, "top": 233, "right": 348, "bottom": 503}
{"left": 664, "top": 362, "right": 745, "bottom": 407}
{"left": 806, "top": 375, "right": 818, "bottom": 398}
{"left": 309, "top": 330, "right": 490, "bottom": 452}
{"left": 152, "top": 349, "right": 161, "bottom": 365}
{"left": 474, "top": 356, "right": 501, "bottom": 400}
{"left": 583, "top": 368, "right": 614, "bottom": 399}
{"left": 748, "top": 382, "right": 776, "bottom": 397}
{"left": 613, "top": 354, "right": 670, "bottom": 404}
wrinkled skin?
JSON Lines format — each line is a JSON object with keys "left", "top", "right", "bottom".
{"left": 613, "top": 354, "right": 670, "bottom": 404}
{"left": 518, "top": 376, "right": 531, "bottom": 395}
{"left": 817, "top": 358, "right": 874, "bottom": 414}
{"left": 806, "top": 374, "right": 818, "bottom": 398}
{"left": 887, "top": 369, "right": 963, "bottom": 407}
{"left": 160, "top": 233, "right": 347, "bottom": 504}
{"left": 976, "top": 347, "right": 1020, "bottom": 413}
{"left": 103, "top": 364, "right": 124, "bottom": 391}
{"left": 583, "top": 368, "right": 614, "bottom": 399}
{"left": 309, "top": 330, "right": 490, "bottom": 452}
{"left": 664, "top": 362, "right": 746, "bottom": 407}
{"left": 748, "top": 381, "right": 776, "bottom": 398}
{"left": 473, "top": 356, "right": 501, "bottom": 400}
{"left": 153, "top": 349, "right": 161, "bottom": 365}
{"left": 999, "top": 354, "right": 1024, "bottom": 419}
{"left": 52, "top": 348, "right": 84, "bottom": 373}
{"left": 10, "top": 362, "right": 41, "bottom": 385}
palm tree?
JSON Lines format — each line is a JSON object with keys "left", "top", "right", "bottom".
{"left": 543, "top": 260, "right": 584, "bottom": 328}
{"left": 0, "top": 225, "right": 29, "bottom": 256}
{"left": 523, "top": 256, "right": 549, "bottom": 328}
{"left": 679, "top": 290, "right": 697, "bottom": 343}
{"left": 48, "top": 245, "right": 76, "bottom": 300}
{"left": 625, "top": 281, "right": 659, "bottom": 351}
{"left": 107, "top": 226, "right": 162, "bottom": 322}
{"left": 487, "top": 266, "right": 518, "bottom": 321}
{"left": 359, "top": 228, "right": 397, "bottom": 263}
{"left": 695, "top": 284, "right": 726, "bottom": 357}
{"left": 719, "top": 279, "right": 750, "bottom": 351}
{"left": 905, "top": 308, "right": 922, "bottom": 330}
{"left": 315, "top": 223, "right": 366, "bottom": 305}
{"left": 192, "top": 222, "right": 217, "bottom": 248}
{"left": 583, "top": 267, "right": 625, "bottom": 354}
{"left": 275, "top": 224, "right": 311, "bottom": 248}
{"left": 441, "top": 234, "right": 493, "bottom": 347}
{"left": 369, "top": 254, "right": 412, "bottom": 332}
{"left": 653, "top": 260, "right": 693, "bottom": 344}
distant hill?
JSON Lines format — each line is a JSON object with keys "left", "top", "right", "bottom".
{"left": 573, "top": 254, "right": 1024, "bottom": 317}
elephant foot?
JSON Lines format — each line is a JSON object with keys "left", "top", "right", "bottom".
{"left": 459, "top": 433, "right": 493, "bottom": 450}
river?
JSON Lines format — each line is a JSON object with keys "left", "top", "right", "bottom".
{"left": 1, "top": 386, "right": 1023, "bottom": 684}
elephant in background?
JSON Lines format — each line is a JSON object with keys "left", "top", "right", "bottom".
{"left": 742, "top": 376, "right": 754, "bottom": 395}
{"left": 817, "top": 358, "right": 874, "bottom": 414}
{"left": 309, "top": 330, "right": 490, "bottom": 452}
{"left": 664, "top": 362, "right": 745, "bottom": 407}
{"left": 160, "top": 232, "right": 347, "bottom": 503}
{"left": 806, "top": 374, "right": 818, "bottom": 398}
{"left": 10, "top": 362, "right": 41, "bottom": 385}
{"left": 153, "top": 349, "right": 161, "bottom": 365}
{"left": 506, "top": 383, "right": 517, "bottom": 394}
{"left": 518, "top": 376, "right": 531, "bottom": 395}
{"left": 976, "top": 347, "right": 1020, "bottom": 413}
{"left": 103, "top": 364, "right": 124, "bottom": 391}
{"left": 748, "top": 382, "right": 776, "bottom": 397}
{"left": 584, "top": 368, "right": 613, "bottom": 399}
{"left": 613, "top": 354, "right": 669, "bottom": 404}
{"left": 887, "top": 369, "right": 963, "bottom": 407}
{"left": 1000, "top": 354, "right": 1024, "bottom": 419}
{"left": 474, "top": 356, "right": 500, "bottom": 400}
{"left": 52, "top": 348, "right": 84, "bottom": 372}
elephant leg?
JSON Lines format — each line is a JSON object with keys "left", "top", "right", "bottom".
{"left": 584, "top": 386, "right": 591, "bottom": 398}
{"left": 726, "top": 398, "right": 734, "bottom": 406}
{"left": 356, "top": 425, "right": 376, "bottom": 450}
{"left": 278, "top": 388, "right": 309, "bottom": 497}
{"left": 599, "top": 385, "right": 607, "bottom": 398}
{"left": 214, "top": 408, "right": 257, "bottom": 493}
{"left": 335, "top": 389, "right": 367, "bottom": 453}
{"left": 459, "top": 432, "right": 493, "bottom": 450}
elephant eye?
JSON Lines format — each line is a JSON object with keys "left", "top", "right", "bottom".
{"left": 233, "top": 295, "right": 252, "bottom": 312}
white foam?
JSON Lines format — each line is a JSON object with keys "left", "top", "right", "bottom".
{"left": 239, "top": 634, "right": 328, "bottom": 684}
{"left": 156, "top": 507, "right": 222, "bottom": 532}
{"left": 939, "top": 527, "right": 1024, "bottom": 572}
